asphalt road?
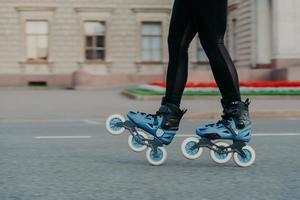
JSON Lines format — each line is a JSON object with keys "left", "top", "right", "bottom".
{"left": 1, "top": 118, "right": 300, "bottom": 200}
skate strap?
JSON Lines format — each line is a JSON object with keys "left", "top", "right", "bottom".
{"left": 157, "top": 104, "right": 187, "bottom": 117}
{"left": 157, "top": 105, "right": 170, "bottom": 115}
{"left": 153, "top": 116, "right": 159, "bottom": 126}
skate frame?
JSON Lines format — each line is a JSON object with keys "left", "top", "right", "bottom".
{"left": 191, "top": 138, "right": 247, "bottom": 158}
{"left": 116, "top": 120, "right": 163, "bottom": 155}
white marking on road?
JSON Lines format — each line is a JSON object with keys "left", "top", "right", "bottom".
{"left": 176, "top": 133, "right": 300, "bottom": 137}
{"left": 285, "top": 117, "right": 300, "bottom": 121}
{"left": 83, "top": 119, "right": 102, "bottom": 125}
{"left": 0, "top": 118, "right": 105, "bottom": 124}
{"left": 253, "top": 133, "right": 300, "bottom": 136}
{"left": 34, "top": 136, "right": 92, "bottom": 139}
{"left": 2, "top": 119, "right": 84, "bottom": 123}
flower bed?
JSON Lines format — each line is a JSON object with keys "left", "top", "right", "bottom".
{"left": 126, "top": 81, "right": 300, "bottom": 96}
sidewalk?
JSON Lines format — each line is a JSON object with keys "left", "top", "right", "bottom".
{"left": 0, "top": 87, "right": 299, "bottom": 121}
{"left": 122, "top": 91, "right": 300, "bottom": 120}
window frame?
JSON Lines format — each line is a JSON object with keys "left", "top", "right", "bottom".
{"left": 83, "top": 20, "right": 107, "bottom": 63}
{"left": 140, "top": 21, "right": 163, "bottom": 64}
{"left": 25, "top": 20, "right": 49, "bottom": 63}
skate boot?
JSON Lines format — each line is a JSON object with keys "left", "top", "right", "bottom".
{"left": 106, "top": 97, "right": 186, "bottom": 165}
{"left": 127, "top": 97, "right": 186, "bottom": 143}
{"left": 181, "top": 99, "right": 256, "bottom": 167}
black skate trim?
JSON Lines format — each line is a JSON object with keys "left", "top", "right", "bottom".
{"left": 221, "top": 99, "right": 251, "bottom": 130}
{"left": 230, "top": 141, "right": 247, "bottom": 158}
{"left": 202, "top": 133, "right": 222, "bottom": 140}
{"left": 223, "top": 123, "right": 238, "bottom": 138}
{"left": 191, "top": 138, "right": 247, "bottom": 158}
{"left": 148, "top": 123, "right": 155, "bottom": 128}
{"left": 156, "top": 103, "right": 187, "bottom": 131}
{"left": 191, "top": 138, "right": 214, "bottom": 150}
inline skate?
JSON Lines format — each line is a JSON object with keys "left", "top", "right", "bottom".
{"left": 106, "top": 97, "right": 186, "bottom": 166}
{"left": 181, "top": 99, "right": 256, "bottom": 167}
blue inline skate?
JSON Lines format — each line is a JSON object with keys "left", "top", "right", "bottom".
{"left": 106, "top": 97, "right": 186, "bottom": 166}
{"left": 181, "top": 99, "right": 256, "bottom": 167}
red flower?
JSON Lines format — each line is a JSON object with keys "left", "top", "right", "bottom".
{"left": 149, "top": 81, "right": 300, "bottom": 88}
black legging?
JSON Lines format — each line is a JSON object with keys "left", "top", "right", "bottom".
{"left": 165, "top": 0, "right": 241, "bottom": 106}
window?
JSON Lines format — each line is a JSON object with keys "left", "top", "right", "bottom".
{"left": 141, "top": 23, "right": 162, "bottom": 62}
{"left": 26, "top": 21, "right": 49, "bottom": 61}
{"left": 197, "top": 40, "right": 209, "bottom": 63}
{"left": 84, "top": 21, "right": 106, "bottom": 61}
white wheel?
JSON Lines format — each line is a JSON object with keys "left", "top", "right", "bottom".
{"left": 106, "top": 114, "right": 126, "bottom": 135}
{"left": 210, "top": 141, "right": 233, "bottom": 164}
{"left": 128, "top": 131, "right": 148, "bottom": 152}
{"left": 146, "top": 146, "right": 167, "bottom": 166}
{"left": 181, "top": 137, "right": 203, "bottom": 160}
{"left": 233, "top": 145, "right": 256, "bottom": 167}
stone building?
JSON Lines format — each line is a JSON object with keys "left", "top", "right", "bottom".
{"left": 226, "top": 0, "right": 300, "bottom": 81}
{"left": 0, "top": 0, "right": 299, "bottom": 88}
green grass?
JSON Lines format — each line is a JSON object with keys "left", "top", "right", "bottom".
{"left": 126, "top": 87, "right": 300, "bottom": 96}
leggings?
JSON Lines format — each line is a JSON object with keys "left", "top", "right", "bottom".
{"left": 165, "top": 0, "right": 241, "bottom": 106}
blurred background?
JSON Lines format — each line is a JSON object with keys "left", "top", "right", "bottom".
{"left": 1, "top": 1, "right": 300, "bottom": 200}
{"left": 0, "top": 0, "right": 299, "bottom": 88}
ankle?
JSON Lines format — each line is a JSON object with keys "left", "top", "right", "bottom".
{"left": 163, "top": 96, "right": 181, "bottom": 107}
{"left": 221, "top": 96, "right": 242, "bottom": 106}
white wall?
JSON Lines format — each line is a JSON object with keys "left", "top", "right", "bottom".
{"left": 272, "top": 0, "right": 300, "bottom": 59}
{"left": 256, "top": 0, "right": 272, "bottom": 65}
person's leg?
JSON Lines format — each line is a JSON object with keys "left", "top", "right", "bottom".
{"left": 125, "top": 0, "right": 195, "bottom": 145}
{"left": 132, "top": 0, "right": 195, "bottom": 133}
{"left": 193, "top": 0, "right": 250, "bottom": 128}
{"left": 180, "top": 0, "right": 255, "bottom": 167}
{"left": 193, "top": 0, "right": 241, "bottom": 105}
{"left": 165, "top": 0, "right": 197, "bottom": 106}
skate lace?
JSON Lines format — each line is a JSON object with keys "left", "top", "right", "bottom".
{"left": 223, "top": 99, "right": 250, "bottom": 122}
{"left": 136, "top": 112, "right": 159, "bottom": 126}
{"left": 146, "top": 113, "right": 159, "bottom": 119}
{"left": 217, "top": 116, "right": 230, "bottom": 126}
{"left": 139, "top": 107, "right": 186, "bottom": 123}
{"left": 139, "top": 112, "right": 159, "bottom": 119}
{"left": 216, "top": 120, "right": 225, "bottom": 126}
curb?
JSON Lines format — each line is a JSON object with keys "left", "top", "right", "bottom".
{"left": 122, "top": 91, "right": 300, "bottom": 100}
{"left": 122, "top": 91, "right": 300, "bottom": 120}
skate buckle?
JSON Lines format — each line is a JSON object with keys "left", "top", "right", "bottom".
{"left": 156, "top": 128, "right": 164, "bottom": 137}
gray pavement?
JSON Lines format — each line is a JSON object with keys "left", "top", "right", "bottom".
{"left": 0, "top": 87, "right": 300, "bottom": 121}
{"left": 1, "top": 88, "right": 300, "bottom": 200}
{"left": 0, "top": 118, "right": 300, "bottom": 200}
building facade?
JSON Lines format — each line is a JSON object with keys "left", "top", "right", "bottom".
{"left": 0, "top": 0, "right": 299, "bottom": 88}
{"left": 227, "top": 0, "right": 300, "bottom": 81}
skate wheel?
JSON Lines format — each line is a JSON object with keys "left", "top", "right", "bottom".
{"left": 128, "top": 131, "right": 148, "bottom": 152}
{"left": 210, "top": 142, "right": 232, "bottom": 164}
{"left": 106, "top": 114, "right": 126, "bottom": 135}
{"left": 146, "top": 146, "right": 167, "bottom": 166}
{"left": 181, "top": 137, "right": 203, "bottom": 160}
{"left": 233, "top": 145, "right": 256, "bottom": 167}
